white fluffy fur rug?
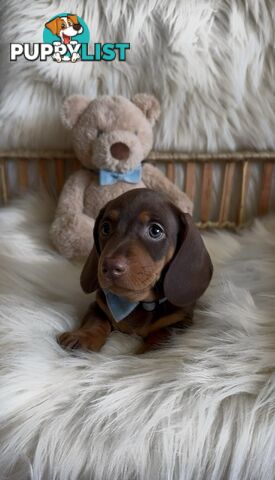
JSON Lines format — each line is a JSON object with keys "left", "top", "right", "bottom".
{"left": 0, "top": 0, "right": 275, "bottom": 150}
{"left": 0, "top": 194, "right": 274, "bottom": 480}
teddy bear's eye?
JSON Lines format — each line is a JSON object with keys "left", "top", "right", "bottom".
{"left": 97, "top": 130, "right": 103, "bottom": 138}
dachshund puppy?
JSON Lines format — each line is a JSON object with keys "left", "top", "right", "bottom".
{"left": 58, "top": 188, "right": 213, "bottom": 352}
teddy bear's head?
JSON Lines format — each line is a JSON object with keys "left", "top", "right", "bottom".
{"left": 61, "top": 94, "right": 160, "bottom": 172}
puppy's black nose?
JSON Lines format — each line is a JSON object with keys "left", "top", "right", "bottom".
{"left": 110, "top": 142, "right": 130, "bottom": 161}
{"left": 73, "top": 23, "right": 82, "bottom": 31}
{"left": 102, "top": 257, "right": 128, "bottom": 277}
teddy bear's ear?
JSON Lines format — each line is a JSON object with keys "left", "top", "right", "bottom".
{"left": 61, "top": 95, "right": 91, "bottom": 129}
{"left": 132, "top": 93, "right": 161, "bottom": 126}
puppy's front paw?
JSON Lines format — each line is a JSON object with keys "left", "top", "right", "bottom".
{"left": 58, "top": 330, "right": 103, "bottom": 352}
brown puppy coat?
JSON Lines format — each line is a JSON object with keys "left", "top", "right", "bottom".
{"left": 58, "top": 189, "right": 213, "bottom": 352}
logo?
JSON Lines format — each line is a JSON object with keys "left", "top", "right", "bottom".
{"left": 10, "top": 13, "right": 130, "bottom": 63}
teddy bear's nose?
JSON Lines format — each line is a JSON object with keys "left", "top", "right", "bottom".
{"left": 110, "top": 142, "right": 130, "bottom": 161}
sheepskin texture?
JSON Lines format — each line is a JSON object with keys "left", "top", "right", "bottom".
{"left": 0, "top": 193, "right": 275, "bottom": 480}
{"left": 0, "top": 0, "right": 275, "bottom": 151}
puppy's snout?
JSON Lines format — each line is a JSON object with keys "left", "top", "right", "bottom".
{"left": 110, "top": 142, "right": 130, "bottom": 161}
{"left": 73, "top": 23, "right": 82, "bottom": 31}
{"left": 102, "top": 256, "right": 128, "bottom": 278}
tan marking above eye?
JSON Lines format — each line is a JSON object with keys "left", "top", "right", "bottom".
{"left": 138, "top": 211, "right": 151, "bottom": 223}
{"left": 107, "top": 210, "right": 119, "bottom": 221}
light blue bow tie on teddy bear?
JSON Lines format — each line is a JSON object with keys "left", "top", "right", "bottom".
{"left": 99, "top": 166, "right": 142, "bottom": 186}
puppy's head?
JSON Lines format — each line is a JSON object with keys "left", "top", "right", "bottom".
{"left": 81, "top": 189, "right": 213, "bottom": 306}
{"left": 45, "top": 15, "right": 83, "bottom": 42}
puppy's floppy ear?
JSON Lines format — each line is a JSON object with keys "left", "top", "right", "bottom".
{"left": 80, "top": 246, "right": 99, "bottom": 294}
{"left": 45, "top": 18, "right": 59, "bottom": 35}
{"left": 61, "top": 95, "right": 90, "bottom": 129}
{"left": 164, "top": 213, "right": 213, "bottom": 307}
{"left": 132, "top": 93, "right": 161, "bottom": 126}
{"left": 68, "top": 14, "right": 78, "bottom": 24}
{"left": 80, "top": 207, "right": 105, "bottom": 293}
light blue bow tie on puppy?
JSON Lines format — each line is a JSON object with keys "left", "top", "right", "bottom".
{"left": 104, "top": 289, "right": 167, "bottom": 322}
{"left": 99, "top": 166, "right": 142, "bottom": 186}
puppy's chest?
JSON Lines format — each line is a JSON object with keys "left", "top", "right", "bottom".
{"left": 96, "top": 291, "right": 181, "bottom": 337}
{"left": 84, "top": 179, "right": 146, "bottom": 216}
{"left": 114, "top": 302, "right": 177, "bottom": 335}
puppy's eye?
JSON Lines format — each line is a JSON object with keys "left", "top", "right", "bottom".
{"left": 148, "top": 223, "right": 165, "bottom": 240}
{"left": 100, "top": 221, "right": 111, "bottom": 236}
{"left": 97, "top": 129, "right": 103, "bottom": 138}
{"left": 61, "top": 23, "right": 66, "bottom": 28}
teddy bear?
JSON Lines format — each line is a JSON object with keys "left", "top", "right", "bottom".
{"left": 50, "top": 93, "right": 193, "bottom": 259}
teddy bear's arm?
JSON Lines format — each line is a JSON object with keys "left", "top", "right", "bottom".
{"left": 50, "top": 170, "right": 95, "bottom": 259}
{"left": 142, "top": 162, "right": 193, "bottom": 214}
{"left": 54, "top": 170, "right": 92, "bottom": 217}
